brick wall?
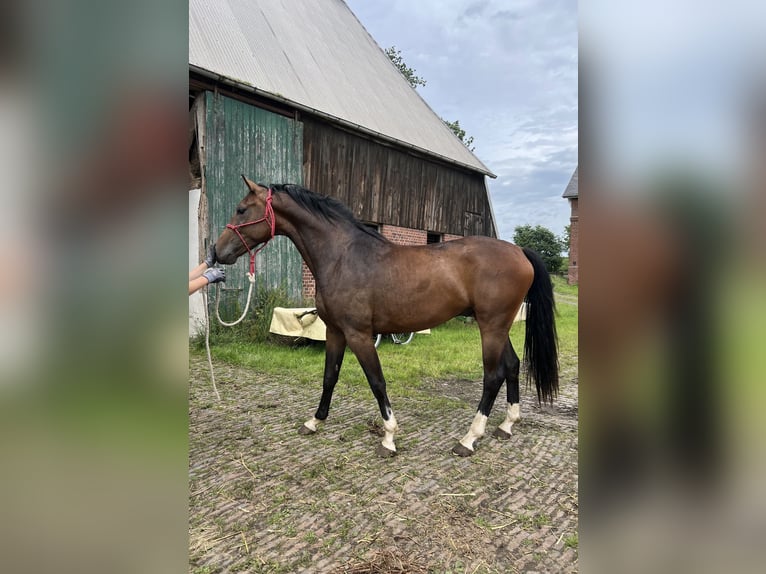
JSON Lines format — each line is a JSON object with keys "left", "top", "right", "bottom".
{"left": 443, "top": 234, "right": 463, "bottom": 242}
{"left": 380, "top": 224, "right": 427, "bottom": 246}
{"left": 567, "top": 198, "right": 579, "bottom": 285}
{"left": 301, "top": 262, "right": 317, "bottom": 303}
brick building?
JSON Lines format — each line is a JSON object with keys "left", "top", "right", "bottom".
{"left": 562, "top": 166, "right": 579, "bottom": 285}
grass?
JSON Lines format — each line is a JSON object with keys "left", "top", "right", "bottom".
{"left": 551, "top": 274, "right": 579, "bottom": 297}
{"left": 192, "top": 281, "right": 577, "bottom": 400}
{"left": 564, "top": 532, "right": 578, "bottom": 549}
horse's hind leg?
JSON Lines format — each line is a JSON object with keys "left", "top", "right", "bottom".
{"left": 300, "top": 326, "right": 346, "bottom": 435}
{"left": 493, "top": 338, "right": 521, "bottom": 439}
{"left": 453, "top": 328, "right": 508, "bottom": 457}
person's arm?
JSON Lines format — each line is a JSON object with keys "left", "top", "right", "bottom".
{"left": 188, "top": 275, "right": 209, "bottom": 295}
{"left": 189, "top": 245, "right": 218, "bottom": 280}
{"left": 189, "top": 267, "right": 226, "bottom": 295}
{"left": 189, "top": 262, "right": 207, "bottom": 281}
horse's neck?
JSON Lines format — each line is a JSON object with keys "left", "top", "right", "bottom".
{"left": 278, "top": 210, "right": 358, "bottom": 282}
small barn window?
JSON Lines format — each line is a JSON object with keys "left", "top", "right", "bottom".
{"left": 363, "top": 222, "right": 380, "bottom": 233}
{"left": 427, "top": 232, "right": 442, "bottom": 244}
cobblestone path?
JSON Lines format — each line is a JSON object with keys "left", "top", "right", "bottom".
{"left": 189, "top": 357, "right": 578, "bottom": 573}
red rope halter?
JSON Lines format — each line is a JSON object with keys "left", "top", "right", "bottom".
{"left": 225, "top": 187, "right": 276, "bottom": 275}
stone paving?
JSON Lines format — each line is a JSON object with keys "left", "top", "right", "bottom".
{"left": 189, "top": 357, "right": 578, "bottom": 573}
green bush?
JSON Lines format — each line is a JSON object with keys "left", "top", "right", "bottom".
{"left": 192, "top": 281, "right": 301, "bottom": 348}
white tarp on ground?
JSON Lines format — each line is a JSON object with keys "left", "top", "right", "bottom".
{"left": 269, "top": 307, "right": 327, "bottom": 341}
{"left": 516, "top": 301, "right": 528, "bottom": 322}
{"left": 270, "top": 308, "right": 436, "bottom": 342}
{"left": 267, "top": 304, "right": 528, "bottom": 342}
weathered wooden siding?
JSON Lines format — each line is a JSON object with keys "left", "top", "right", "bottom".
{"left": 303, "top": 117, "right": 495, "bottom": 237}
{"left": 204, "top": 91, "right": 304, "bottom": 304}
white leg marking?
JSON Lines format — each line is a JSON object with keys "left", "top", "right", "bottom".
{"left": 498, "top": 402, "right": 521, "bottom": 435}
{"left": 381, "top": 410, "right": 398, "bottom": 452}
{"left": 459, "top": 412, "right": 488, "bottom": 451}
{"left": 303, "top": 417, "right": 321, "bottom": 432}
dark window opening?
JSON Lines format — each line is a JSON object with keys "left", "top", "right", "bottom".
{"left": 427, "top": 232, "right": 442, "bottom": 244}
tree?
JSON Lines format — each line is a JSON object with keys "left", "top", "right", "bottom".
{"left": 442, "top": 119, "right": 475, "bottom": 151}
{"left": 385, "top": 46, "right": 475, "bottom": 151}
{"left": 384, "top": 46, "right": 427, "bottom": 89}
{"left": 562, "top": 224, "right": 571, "bottom": 253}
{"left": 513, "top": 224, "right": 564, "bottom": 274}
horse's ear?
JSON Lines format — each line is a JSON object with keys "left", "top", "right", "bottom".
{"left": 241, "top": 175, "right": 258, "bottom": 194}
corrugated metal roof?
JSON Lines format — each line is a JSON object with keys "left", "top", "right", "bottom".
{"left": 562, "top": 166, "right": 578, "bottom": 198}
{"left": 189, "top": 0, "right": 494, "bottom": 177}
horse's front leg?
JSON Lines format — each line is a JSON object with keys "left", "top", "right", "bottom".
{"left": 345, "top": 331, "right": 398, "bottom": 457}
{"left": 299, "top": 325, "right": 346, "bottom": 435}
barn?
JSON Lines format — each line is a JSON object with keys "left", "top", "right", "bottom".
{"left": 189, "top": 0, "right": 497, "bottom": 317}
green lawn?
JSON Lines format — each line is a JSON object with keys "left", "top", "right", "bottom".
{"left": 192, "top": 280, "right": 577, "bottom": 400}
{"left": 552, "top": 274, "right": 579, "bottom": 297}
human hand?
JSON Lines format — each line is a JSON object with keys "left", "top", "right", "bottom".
{"left": 203, "top": 267, "right": 225, "bottom": 284}
{"left": 204, "top": 244, "right": 217, "bottom": 267}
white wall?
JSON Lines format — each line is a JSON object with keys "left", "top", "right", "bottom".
{"left": 189, "top": 189, "right": 206, "bottom": 337}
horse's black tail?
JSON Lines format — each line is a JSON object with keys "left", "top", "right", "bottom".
{"left": 521, "top": 247, "right": 559, "bottom": 404}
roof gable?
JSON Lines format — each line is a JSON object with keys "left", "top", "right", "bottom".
{"left": 189, "top": 0, "right": 493, "bottom": 176}
{"left": 563, "top": 166, "right": 578, "bottom": 199}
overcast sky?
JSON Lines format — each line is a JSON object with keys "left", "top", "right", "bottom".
{"left": 344, "top": 0, "right": 577, "bottom": 241}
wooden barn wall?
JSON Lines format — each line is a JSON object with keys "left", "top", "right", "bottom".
{"left": 204, "top": 91, "right": 304, "bottom": 305}
{"left": 302, "top": 118, "right": 495, "bottom": 238}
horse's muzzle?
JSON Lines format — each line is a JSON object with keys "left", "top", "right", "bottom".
{"left": 214, "top": 237, "right": 242, "bottom": 265}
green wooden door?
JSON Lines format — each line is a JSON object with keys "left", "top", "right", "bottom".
{"left": 204, "top": 91, "right": 304, "bottom": 310}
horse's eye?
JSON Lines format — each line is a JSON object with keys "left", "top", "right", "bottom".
{"left": 236, "top": 206, "right": 246, "bottom": 215}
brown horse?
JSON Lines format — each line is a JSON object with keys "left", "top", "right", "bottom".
{"left": 215, "top": 177, "right": 559, "bottom": 457}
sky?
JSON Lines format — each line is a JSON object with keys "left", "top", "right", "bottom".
{"left": 344, "top": 0, "right": 578, "bottom": 241}
{"left": 580, "top": 0, "right": 765, "bottom": 186}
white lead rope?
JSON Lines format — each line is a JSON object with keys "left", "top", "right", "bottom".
{"left": 201, "top": 287, "right": 221, "bottom": 402}
{"left": 214, "top": 272, "right": 256, "bottom": 327}
{"left": 203, "top": 269, "right": 257, "bottom": 402}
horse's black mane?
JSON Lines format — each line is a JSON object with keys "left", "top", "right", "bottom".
{"left": 270, "top": 184, "right": 388, "bottom": 242}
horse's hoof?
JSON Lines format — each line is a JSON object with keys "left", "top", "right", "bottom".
{"left": 451, "top": 443, "right": 475, "bottom": 457}
{"left": 493, "top": 427, "right": 512, "bottom": 440}
{"left": 376, "top": 444, "right": 397, "bottom": 458}
{"left": 298, "top": 424, "right": 316, "bottom": 436}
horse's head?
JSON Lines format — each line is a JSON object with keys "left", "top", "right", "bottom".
{"left": 214, "top": 176, "right": 275, "bottom": 265}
